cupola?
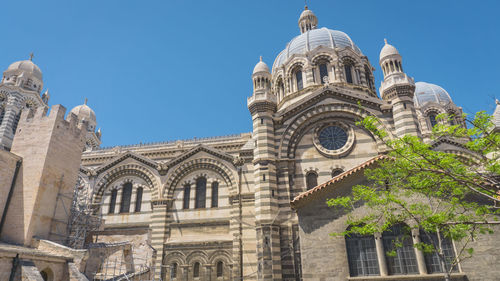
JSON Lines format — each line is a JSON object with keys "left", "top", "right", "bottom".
{"left": 2, "top": 54, "right": 44, "bottom": 93}
{"left": 379, "top": 39, "right": 403, "bottom": 79}
{"left": 298, "top": 6, "right": 318, "bottom": 34}
{"left": 252, "top": 56, "right": 271, "bottom": 94}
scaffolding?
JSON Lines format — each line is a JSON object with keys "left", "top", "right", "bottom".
{"left": 65, "top": 176, "right": 102, "bottom": 249}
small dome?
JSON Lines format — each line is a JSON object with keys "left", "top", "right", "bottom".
{"left": 70, "top": 99, "right": 97, "bottom": 127}
{"left": 379, "top": 39, "right": 400, "bottom": 61}
{"left": 414, "top": 82, "right": 453, "bottom": 107}
{"left": 6, "top": 60, "right": 43, "bottom": 81}
{"left": 273, "top": 27, "right": 362, "bottom": 71}
{"left": 253, "top": 57, "right": 270, "bottom": 74}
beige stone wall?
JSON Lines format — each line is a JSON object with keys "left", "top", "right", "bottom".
{"left": 0, "top": 257, "right": 12, "bottom": 280}
{"left": 0, "top": 150, "right": 21, "bottom": 228}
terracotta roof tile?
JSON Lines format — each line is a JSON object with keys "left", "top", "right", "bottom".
{"left": 291, "top": 155, "right": 387, "bottom": 209}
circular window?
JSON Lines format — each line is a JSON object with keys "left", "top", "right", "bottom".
{"left": 318, "top": 126, "right": 348, "bottom": 150}
{"left": 313, "top": 122, "right": 355, "bottom": 158}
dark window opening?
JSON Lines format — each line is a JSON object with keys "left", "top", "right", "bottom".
{"left": 420, "top": 230, "right": 457, "bottom": 273}
{"left": 216, "top": 261, "right": 223, "bottom": 277}
{"left": 306, "top": 172, "right": 318, "bottom": 190}
{"left": 211, "top": 182, "right": 219, "bottom": 208}
{"left": 135, "top": 187, "right": 143, "bottom": 212}
{"left": 195, "top": 177, "right": 206, "bottom": 208}
{"left": 109, "top": 189, "right": 117, "bottom": 214}
{"left": 344, "top": 64, "right": 353, "bottom": 84}
{"left": 120, "top": 182, "right": 132, "bottom": 213}
{"left": 193, "top": 262, "right": 200, "bottom": 278}
{"left": 295, "top": 70, "right": 303, "bottom": 90}
{"left": 170, "top": 263, "right": 177, "bottom": 279}
{"left": 429, "top": 114, "right": 438, "bottom": 128}
{"left": 331, "top": 169, "right": 343, "bottom": 178}
{"left": 183, "top": 184, "right": 191, "bottom": 209}
{"left": 319, "top": 63, "right": 328, "bottom": 84}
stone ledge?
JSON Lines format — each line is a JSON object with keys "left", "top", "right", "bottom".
{"left": 348, "top": 273, "right": 467, "bottom": 281}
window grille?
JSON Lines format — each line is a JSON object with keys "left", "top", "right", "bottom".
{"left": 382, "top": 224, "right": 419, "bottom": 275}
{"left": 345, "top": 233, "right": 380, "bottom": 276}
{"left": 420, "top": 230, "right": 457, "bottom": 273}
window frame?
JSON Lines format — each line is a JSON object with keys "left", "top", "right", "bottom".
{"left": 382, "top": 224, "right": 419, "bottom": 275}
{"left": 306, "top": 171, "right": 318, "bottom": 190}
{"left": 108, "top": 189, "right": 117, "bottom": 214}
{"left": 195, "top": 177, "right": 207, "bottom": 209}
{"left": 183, "top": 184, "right": 191, "bottom": 209}
{"left": 211, "top": 181, "right": 219, "bottom": 208}
{"left": 345, "top": 232, "right": 380, "bottom": 277}
{"left": 119, "top": 182, "right": 133, "bottom": 213}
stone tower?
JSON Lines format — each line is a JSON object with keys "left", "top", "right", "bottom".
{"left": 0, "top": 105, "right": 85, "bottom": 246}
{"left": 379, "top": 40, "right": 420, "bottom": 137}
{"left": 248, "top": 57, "right": 282, "bottom": 280}
{"left": 0, "top": 56, "right": 48, "bottom": 150}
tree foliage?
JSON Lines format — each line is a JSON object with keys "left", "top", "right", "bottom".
{"left": 327, "top": 111, "right": 500, "bottom": 280}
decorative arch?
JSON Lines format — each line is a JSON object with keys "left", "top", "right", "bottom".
{"left": 92, "top": 163, "right": 159, "bottom": 209}
{"left": 278, "top": 101, "right": 391, "bottom": 158}
{"left": 186, "top": 250, "right": 209, "bottom": 265}
{"left": 285, "top": 59, "right": 307, "bottom": 78}
{"left": 208, "top": 250, "right": 232, "bottom": 264}
{"left": 164, "top": 251, "right": 187, "bottom": 265}
{"left": 163, "top": 158, "right": 236, "bottom": 198}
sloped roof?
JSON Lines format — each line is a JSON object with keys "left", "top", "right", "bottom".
{"left": 291, "top": 155, "right": 387, "bottom": 209}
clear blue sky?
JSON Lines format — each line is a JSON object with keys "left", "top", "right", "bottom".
{"left": 1, "top": 0, "right": 498, "bottom": 147}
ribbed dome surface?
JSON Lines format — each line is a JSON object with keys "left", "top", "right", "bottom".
{"left": 272, "top": 27, "right": 362, "bottom": 71}
{"left": 414, "top": 82, "right": 453, "bottom": 107}
{"left": 6, "top": 60, "right": 43, "bottom": 80}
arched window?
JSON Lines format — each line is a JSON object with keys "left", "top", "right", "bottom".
{"left": 365, "top": 66, "right": 373, "bottom": 89}
{"left": 277, "top": 79, "right": 284, "bottom": 100}
{"left": 109, "top": 189, "right": 117, "bottom": 214}
{"left": 419, "top": 230, "right": 457, "bottom": 273}
{"left": 382, "top": 224, "right": 418, "bottom": 275}
{"left": 319, "top": 63, "right": 328, "bottom": 84}
{"left": 295, "top": 69, "right": 303, "bottom": 90}
{"left": 170, "top": 263, "right": 177, "bottom": 279}
{"left": 331, "top": 169, "right": 343, "bottom": 178}
{"left": 306, "top": 172, "right": 318, "bottom": 190}
{"left": 216, "top": 261, "right": 224, "bottom": 277}
{"left": 344, "top": 63, "right": 353, "bottom": 84}
{"left": 193, "top": 262, "right": 200, "bottom": 278}
{"left": 345, "top": 232, "right": 380, "bottom": 276}
{"left": 120, "top": 182, "right": 133, "bottom": 213}
{"left": 429, "top": 113, "right": 438, "bottom": 128}
{"left": 195, "top": 177, "right": 207, "bottom": 208}
{"left": 211, "top": 181, "right": 219, "bottom": 208}
{"left": 183, "top": 184, "right": 191, "bottom": 209}
{"left": 134, "top": 187, "right": 143, "bottom": 212}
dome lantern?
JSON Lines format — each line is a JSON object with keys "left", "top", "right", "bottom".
{"left": 252, "top": 56, "right": 271, "bottom": 94}
{"left": 298, "top": 6, "right": 318, "bottom": 34}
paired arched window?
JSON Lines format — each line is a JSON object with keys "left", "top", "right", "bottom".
{"left": 120, "top": 182, "right": 133, "bottom": 213}
{"left": 135, "top": 187, "right": 143, "bottom": 212}
{"left": 295, "top": 69, "right": 303, "bottom": 91}
{"left": 183, "top": 184, "right": 191, "bottom": 209}
{"left": 195, "top": 177, "right": 207, "bottom": 208}
{"left": 193, "top": 262, "right": 200, "bottom": 278}
{"left": 345, "top": 232, "right": 380, "bottom": 276}
{"left": 319, "top": 63, "right": 329, "bottom": 84}
{"left": 170, "top": 263, "right": 177, "bottom": 279}
{"left": 108, "top": 189, "right": 117, "bottom": 214}
{"left": 306, "top": 172, "right": 318, "bottom": 190}
{"left": 420, "top": 230, "right": 457, "bottom": 273}
{"left": 382, "top": 224, "right": 419, "bottom": 275}
{"left": 211, "top": 181, "right": 219, "bottom": 208}
{"left": 216, "top": 261, "right": 224, "bottom": 277}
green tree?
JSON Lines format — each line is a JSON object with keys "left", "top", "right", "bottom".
{"left": 327, "top": 111, "right": 500, "bottom": 281}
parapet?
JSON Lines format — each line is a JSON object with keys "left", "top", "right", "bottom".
{"left": 16, "top": 104, "right": 85, "bottom": 137}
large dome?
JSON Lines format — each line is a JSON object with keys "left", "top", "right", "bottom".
{"left": 272, "top": 27, "right": 362, "bottom": 71}
{"left": 6, "top": 60, "right": 43, "bottom": 81}
{"left": 414, "top": 82, "right": 453, "bottom": 107}
{"left": 70, "top": 100, "right": 97, "bottom": 128}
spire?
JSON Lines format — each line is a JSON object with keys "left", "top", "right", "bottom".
{"left": 29, "top": 52, "right": 34, "bottom": 61}
{"left": 298, "top": 5, "right": 318, "bottom": 34}
{"left": 84, "top": 98, "right": 88, "bottom": 105}
{"left": 259, "top": 56, "right": 263, "bottom": 62}
{"left": 384, "top": 38, "right": 388, "bottom": 44}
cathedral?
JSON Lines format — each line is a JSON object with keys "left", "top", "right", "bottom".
{"left": 0, "top": 6, "right": 499, "bottom": 281}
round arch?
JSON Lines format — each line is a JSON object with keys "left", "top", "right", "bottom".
{"left": 92, "top": 163, "right": 159, "bottom": 209}
{"left": 278, "top": 101, "right": 392, "bottom": 159}
{"left": 163, "top": 158, "right": 236, "bottom": 198}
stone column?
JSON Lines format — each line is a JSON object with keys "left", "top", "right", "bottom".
{"left": 151, "top": 199, "right": 170, "bottom": 280}
{"left": 374, "top": 233, "right": 388, "bottom": 276}
{"left": 204, "top": 264, "right": 212, "bottom": 281}
{"left": 412, "top": 228, "right": 427, "bottom": 275}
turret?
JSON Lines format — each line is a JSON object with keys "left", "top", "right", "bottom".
{"left": 379, "top": 39, "right": 420, "bottom": 137}
{"left": 70, "top": 98, "right": 101, "bottom": 151}
{"left": 247, "top": 57, "right": 281, "bottom": 280}
{"left": 298, "top": 6, "right": 317, "bottom": 33}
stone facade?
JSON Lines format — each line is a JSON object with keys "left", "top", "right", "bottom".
{"left": 0, "top": 5, "right": 498, "bottom": 281}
